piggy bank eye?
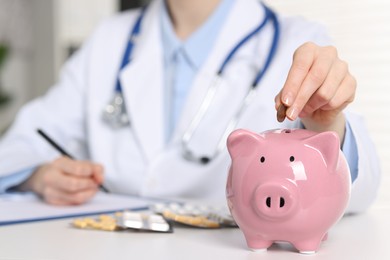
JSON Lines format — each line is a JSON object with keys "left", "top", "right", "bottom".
{"left": 289, "top": 156, "right": 295, "bottom": 162}
{"left": 260, "top": 156, "right": 265, "bottom": 163}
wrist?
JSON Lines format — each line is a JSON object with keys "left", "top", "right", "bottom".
{"left": 301, "top": 113, "right": 346, "bottom": 145}
{"left": 17, "top": 166, "right": 44, "bottom": 194}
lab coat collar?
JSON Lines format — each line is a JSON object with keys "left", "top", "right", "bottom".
{"left": 119, "top": 0, "right": 165, "bottom": 162}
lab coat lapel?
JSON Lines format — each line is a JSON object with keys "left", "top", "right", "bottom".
{"left": 173, "top": 0, "right": 266, "bottom": 145}
{"left": 119, "top": 1, "right": 165, "bottom": 162}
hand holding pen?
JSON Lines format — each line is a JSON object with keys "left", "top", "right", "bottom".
{"left": 18, "top": 129, "right": 109, "bottom": 206}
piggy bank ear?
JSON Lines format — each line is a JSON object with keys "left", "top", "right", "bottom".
{"left": 227, "top": 129, "right": 264, "bottom": 158}
{"left": 304, "top": 131, "right": 340, "bottom": 172}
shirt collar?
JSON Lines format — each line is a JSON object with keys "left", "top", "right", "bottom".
{"left": 160, "top": 2, "right": 180, "bottom": 65}
{"left": 160, "top": 0, "right": 234, "bottom": 69}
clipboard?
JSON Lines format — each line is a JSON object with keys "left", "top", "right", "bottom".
{"left": 0, "top": 192, "right": 151, "bottom": 226}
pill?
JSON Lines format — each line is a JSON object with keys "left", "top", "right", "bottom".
{"left": 73, "top": 219, "right": 88, "bottom": 229}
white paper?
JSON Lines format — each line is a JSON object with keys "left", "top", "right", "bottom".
{"left": 0, "top": 192, "right": 151, "bottom": 225}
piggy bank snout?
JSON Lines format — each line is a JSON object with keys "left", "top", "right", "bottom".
{"left": 253, "top": 182, "right": 298, "bottom": 220}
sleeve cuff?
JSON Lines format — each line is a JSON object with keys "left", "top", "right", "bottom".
{"left": 0, "top": 169, "right": 35, "bottom": 193}
{"left": 342, "top": 121, "right": 359, "bottom": 182}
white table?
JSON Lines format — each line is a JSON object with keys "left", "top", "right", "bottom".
{"left": 0, "top": 205, "right": 389, "bottom": 260}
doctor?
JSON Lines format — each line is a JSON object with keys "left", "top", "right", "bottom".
{"left": 0, "top": 0, "right": 380, "bottom": 213}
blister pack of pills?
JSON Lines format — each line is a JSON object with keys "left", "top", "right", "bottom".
{"left": 117, "top": 211, "right": 173, "bottom": 233}
{"left": 72, "top": 214, "right": 120, "bottom": 231}
{"left": 72, "top": 211, "right": 172, "bottom": 233}
{"left": 150, "top": 202, "right": 237, "bottom": 229}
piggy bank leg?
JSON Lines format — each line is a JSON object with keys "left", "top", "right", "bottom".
{"left": 293, "top": 236, "right": 323, "bottom": 254}
{"left": 244, "top": 234, "right": 273, "bottom": 252}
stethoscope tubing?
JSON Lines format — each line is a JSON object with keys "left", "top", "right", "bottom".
{"left": 105, "top": 3, "right": 280, "bottom": 165}
{"left": 115, "top": 7, "right": 147, "bottom": 92}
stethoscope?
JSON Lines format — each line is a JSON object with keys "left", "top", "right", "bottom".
{"left": 102, "top": 4, "right": 280, "bottom": 164}
{"left": 102, "top": 6, "right": 146, "bottom": 129}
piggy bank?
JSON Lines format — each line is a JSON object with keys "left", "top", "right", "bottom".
{"left": 226, "top": 129, "right": 351, "bottom": 254}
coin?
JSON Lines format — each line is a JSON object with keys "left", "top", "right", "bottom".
{"left": 277, "top": 103, "right": 287, "bottom": 123}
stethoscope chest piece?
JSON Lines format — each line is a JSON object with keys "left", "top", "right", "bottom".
{"left": 102, "top": 92, "right": 130, "bottom": 129}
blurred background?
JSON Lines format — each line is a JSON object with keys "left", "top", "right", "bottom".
{"left": 0, "top": 0, "right": 389, "bottom": 207}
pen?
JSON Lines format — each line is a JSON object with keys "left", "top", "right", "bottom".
{"left": 36, "top": 128, "right": 109, "bottom": 193}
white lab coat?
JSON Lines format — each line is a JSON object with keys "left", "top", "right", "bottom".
{"left": 0, "top": 0, "right": 380, "bottom": 213}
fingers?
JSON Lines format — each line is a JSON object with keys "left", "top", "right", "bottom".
{"left": 54, "top": 157, "right": 96, "bottom": 177}
{"left": 53, "top": 156, "right": 104, "bottom": 189}
{"left": 27, "top": 157, "right": 105, "bottom": 205}
{"left": 46, "top": 168, "right": 98, "bottom": 193}
{"left": 92, "top": 164, "right": 104, "bottom": 184}
{"left": 320, "top": 73, "right": 356, "bottom": 112}
{"left": 300, "top": 59, "right": 349, "bottom": 117}
{"left": 280, "top": 42, "right": 317, "bottom": 110}
{"left": 43, "top": 186, "right": 98, "bottom": 206}
{"left": 282, "top": 43, "right": 337, "bottom": 120}
{"left": 53, "top": 156, "right": 104, "bottom": 185}
{"left": 276, "top": 43, "right": 356, "bottom": 126}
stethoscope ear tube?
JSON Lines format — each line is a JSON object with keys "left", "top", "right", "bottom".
{"left": 182, "top": 87, "right": 258, "bottom": 165}
{"left": 182, "top": 76, "right": 223, "bottom": 145}
{"left": 181, "top": 6, "right": 280, "bottom": 165}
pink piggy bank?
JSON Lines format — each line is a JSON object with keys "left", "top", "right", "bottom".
{"left": 226, "top": 129, "right": 351, "bottom": 254}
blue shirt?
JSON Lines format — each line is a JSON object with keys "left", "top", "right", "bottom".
{"left": 160, "top": 0, "right": 235, "bottom": 141}
{"left": 0, "top": 0, "right": 358, "bottom": 192}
